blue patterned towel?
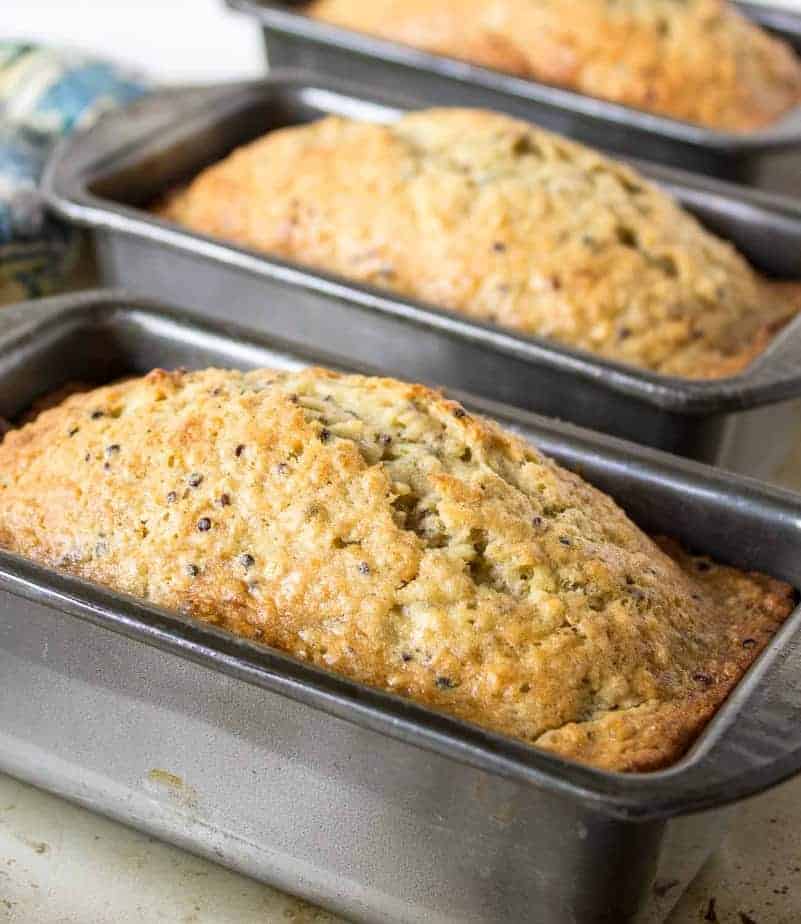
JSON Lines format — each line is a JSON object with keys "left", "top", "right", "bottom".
{"left": 0, "top": 42, "right": 149, "bottom": 301}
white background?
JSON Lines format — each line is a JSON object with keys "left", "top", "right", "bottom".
{"left": 0, "top": 0, "right": 265, "bottom": 83}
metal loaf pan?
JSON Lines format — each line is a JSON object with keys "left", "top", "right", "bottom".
{"left": 226, "top": 0, "right": 801, "bottom": 195}
{"left": 42, "top": 74, "right": 801, "bottom": 483}
{"left": 1, "top": 290, "right": 801, "bottom": 924}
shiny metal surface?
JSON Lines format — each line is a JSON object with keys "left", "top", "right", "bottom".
{"left": 41, "top": 75, "right": 801, "bottom": 476}
{"left": 226, "top": 1, "right": 801, "bottom": 194}
{"left": 0, "top": 290, "right": 800, "bottom": 923}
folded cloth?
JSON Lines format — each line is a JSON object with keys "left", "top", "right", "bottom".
{"left": 0, "top": 42, "right": 149, "bottom": 302}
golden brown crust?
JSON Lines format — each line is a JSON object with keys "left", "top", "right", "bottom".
{"left": 308, "top": 0, "right": 801, "bottom": 130}
{"left": 155, "top": 108, "right": 800, "bottom": 380}
{"left": 0, "top": 368, "right": 793, "bottom": 771}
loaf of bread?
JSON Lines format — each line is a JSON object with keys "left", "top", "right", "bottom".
{"left": 0, "top": 366, "right": 792, "bottom": 770}
{"left": 307, "top": 0, "right": 801, "bottom": 130}
{"left": 157, "top": 108, "right": 799, "bottom": 379}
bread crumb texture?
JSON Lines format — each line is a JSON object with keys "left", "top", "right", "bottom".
{"left": 157, "top": 108, "right": 799, "bottom": 378}
{"left": 0, "top": 367, "right": 792, "bottom": 770}
{"left": 308, "top": 0, "right": 801, "bottom": 130}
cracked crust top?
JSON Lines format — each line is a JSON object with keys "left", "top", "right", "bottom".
{"left": 156, "top": 108, "right": 800, "bottom": 379}
{"left": 0, "top": 366, "right": 793, "bottom": 771}
{"left": 308, "top": 0, "right": 801, "bottom": 130}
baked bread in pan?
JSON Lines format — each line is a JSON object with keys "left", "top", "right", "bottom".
{"left": 307, "top": 0, "right": 801, "bottom": 130}
{"left": 0, "top": 366, "right": 792, "bottom": 771}
{"left": 156, "top": 108, "right": 800, "bottom": 379}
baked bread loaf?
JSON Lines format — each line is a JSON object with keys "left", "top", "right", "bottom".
{"left": 157, "top": 108, "right": 799, "bottom": 379}
{"left": 0, "top": 366, "right": 792, "bottom": 771}
{"left": 307, "top": 0, "right": 801, "bottom": 130}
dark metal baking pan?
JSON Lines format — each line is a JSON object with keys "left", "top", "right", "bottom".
{"left": 226, "top": 0, "right": 801, "bottom": 195}
{"left": 1, "top": 288, "right": 801, "bottom": 924}
{"left": 42, "top": 75, "right": 801, "bottom": 481}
